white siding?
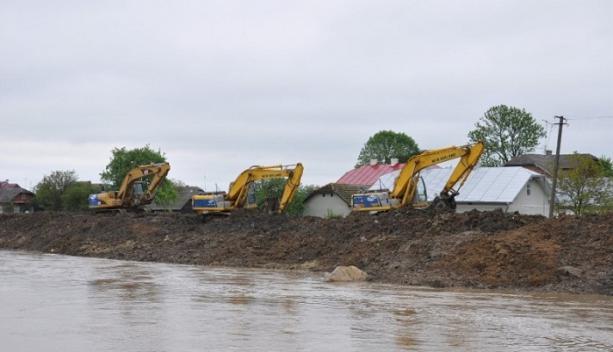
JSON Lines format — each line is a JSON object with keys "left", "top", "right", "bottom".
{"left": 303, "top": 194, "right": 351, "bottom": 218}
{"left": 456, "top": 203, "right": 508, "bottom": 213}
{"left": 507, "top": 179, "right": 550, "bottom": 216}
{"left": 455, "top": 179, "right": 549, "bottom": 216}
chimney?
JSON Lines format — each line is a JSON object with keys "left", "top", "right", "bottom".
{"left": 545, "top": 150, "right": 552, "bottom": 155}
{"left": 390, "top": 158, "right": 399, "bottom": 165}
{"left": 369, "top": 159, "right": 378, "bottom": 166}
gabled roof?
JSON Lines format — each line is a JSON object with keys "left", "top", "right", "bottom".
{"left": 371, "top": 167, "right": 548, "bottom": 204}
{"left": 0, "top": 185, "right": 34, "bottom": 203}
{"left": 337, "top": 163, "right": 405, "bottom": 186}
{"left": 304, "top": 183, "right": 369, "bottom": 205}
{"left": 505, "top": 153, "right": 598, "bottom": 176}
{"left": 0, "top": 181, "right": 21, "bottom": 190}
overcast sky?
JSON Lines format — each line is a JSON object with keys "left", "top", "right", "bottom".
{"left": 1, "top": 0, "right": 612, "bottom": 190}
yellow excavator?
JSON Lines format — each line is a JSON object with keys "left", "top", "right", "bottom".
{"left": 351, "top": 142, "right": 484, "bottom": 212}
{"left": 192, "top": 163, "right": 304, "bottom": 215}
{"left": 88, "top": 162, "right": 171, "bottom": 211}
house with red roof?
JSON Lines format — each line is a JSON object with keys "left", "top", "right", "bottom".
{"left": 304, "top": 161, "right": 408, "bottom": 218}
{"left": 336, "top": 161, "right": 406, "bottom": 187}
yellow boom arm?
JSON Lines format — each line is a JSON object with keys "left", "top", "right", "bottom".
{"left": 90, "top": 162, "right": 171, "bottom": 209}
{"left": 351, "top": 142, "right": 483, "bottom": 212}
{"left": 229, "top": 163, "right": 304, "bottom": 211}
{"left": 393, "top": 142, "right": 484, "bottom": 207}
{"left": 116, "top": 163, "right": 171, "bottom": 205}
{"left": 192, "top": 163, "right": 304, "bottom": 214}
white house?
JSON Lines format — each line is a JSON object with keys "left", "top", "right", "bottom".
{"left": 372, "top": 167, "right": 551, "bottom": 216}
{"left": 303, "top": 183, "right": 368, "bottom": 218}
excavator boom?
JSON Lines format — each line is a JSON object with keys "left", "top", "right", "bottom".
{"left": 89, "top": 162, "right": 171, "bottom": 210}
{"left": 192, "top": 163, "right": 304, "bottom": 215}
{"left": 278, "top": 163, "right": 304, "bottom": 212}
{"left": 352, "top": 142, "right": 484, "bottom": 212}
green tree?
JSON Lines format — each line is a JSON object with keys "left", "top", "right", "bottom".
{"left": 34, "top": 170, "right": 78, "bottom": 210}
{"left": 151, "top": 179, "right": 179, "bottom": 208}
{"left": 598, "top": 156, "right": 613, "bottom": 177}
{"left": 253, "top": 178, "right": 316, "bottom": 216}
{"left": 468, "top": 105, "right": 546, "bottom": 166}
{"left": 61, "top": 182, "right": 95, "bottom": 211}
{"left": 357, "top": 130, "right": 419, "bottom": 166}
{"left": 557, "top": 154, "right": 611, "bottom": 216}
{"left": 100, "top": 145, "right": 177, "bottom": 205}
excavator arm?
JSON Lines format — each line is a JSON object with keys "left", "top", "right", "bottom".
{"left": 192, "top": 163, "right": 304, "bottom": 214}
{"left": 116, "top": 163, "right": 171, "bottom": 204}
{"left": 437, "top": 142, "right": 484, "bottom": 202}
{"left": 394, "top": 142, "right": 484, "bottom": 207}
{"left": 352, "top": 142, "right": 484, "bottom": 212}
{"left": 278, "top": 163, "right": 304, "bottom": 212}
{"left": 89, "top": 162, "right": 171, "bottom": 210}
{"left": 227, "top": 165, "right": 299, "bottom": 208}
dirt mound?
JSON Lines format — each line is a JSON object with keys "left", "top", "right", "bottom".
{"left": 1, "top": 209, "right": 611, "bottom": 295}
{"left": 436, "top": 214, "right": 613, "bottom": 293}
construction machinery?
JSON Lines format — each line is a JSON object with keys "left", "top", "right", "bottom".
{"left": 351, "top": 142, "right": 484, "bottom": 212}
{"left": 192, "top": 163, "right": 304, "bottom": 215}
{"left": 88, "top": 162, "right": 171, "bottom": 211}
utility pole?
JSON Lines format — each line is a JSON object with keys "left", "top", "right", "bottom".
{"left": 549, "top": 115, "right": 567, "bottom": 218}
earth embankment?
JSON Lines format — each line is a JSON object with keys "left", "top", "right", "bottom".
{"left": 0, "top": 209, "right": 611, "bottom": 295}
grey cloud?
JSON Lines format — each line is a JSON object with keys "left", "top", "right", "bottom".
{"left": 1, "top": 0, "right": 612, "bottom": 188}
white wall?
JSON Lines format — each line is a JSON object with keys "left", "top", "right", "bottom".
{"left": 508, "top": 179, "right": 550, "bottom": 216}
{"left": 456, "top": 179, "right": 549, "bottom": 216}
{"left": 456, "top": 203, "right": 508, "bottom": 213}
{"left": 303, "top": 194, "right": 351, "bottom": 218}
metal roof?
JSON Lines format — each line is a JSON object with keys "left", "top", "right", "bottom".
{"left": 337, "top": 163, "right": 405, "bottom": 186}
{"left": 505, "top": 153, "right": 598, "bottom": 176}
{"left": 370, "top": 167, "right": 547, "bottom": 203}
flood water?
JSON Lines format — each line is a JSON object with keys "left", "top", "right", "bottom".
{"left": 1, "top": 250, "right": 612, "bottom": 351}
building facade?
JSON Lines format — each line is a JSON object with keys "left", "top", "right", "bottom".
{"left": 0, "top": 181, "right": 35, "bottom": 214}
{"left": 303, "top": 183, "right": 367, "bottom": 218}
{"left": 373, "top": 167, "right": 551, "bottom": 216}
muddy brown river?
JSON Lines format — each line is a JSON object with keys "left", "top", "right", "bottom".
{"left": 1, "top": 250, "right": 612, "bottom": 351}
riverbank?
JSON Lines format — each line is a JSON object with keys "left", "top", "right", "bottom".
{"left": 0, "top": 209, "right": 611, "bottom": 295}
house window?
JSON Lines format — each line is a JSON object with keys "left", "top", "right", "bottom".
{"left": 526, "top": 183, "right": 531, "bottom": 196}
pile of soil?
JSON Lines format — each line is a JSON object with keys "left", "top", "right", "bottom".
{"left": 0, "top": 209, "right": 611, "bottom": 295}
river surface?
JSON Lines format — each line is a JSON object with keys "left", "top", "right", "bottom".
{"left": 1, "top": 250, "right": 612, "bottom": 351}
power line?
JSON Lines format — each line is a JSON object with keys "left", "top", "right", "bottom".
{"left": 566, "top": 115, "right": 613, "bottom": 121}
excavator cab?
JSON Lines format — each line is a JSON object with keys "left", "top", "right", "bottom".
{"left": 132, "top": 181, "right": 145, "bottom": 197}
{"left": 352, "top": 176, "right": 428, "bottom": 211}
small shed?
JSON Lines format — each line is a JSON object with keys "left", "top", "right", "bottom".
{"left": 303, "top": 183, "right": 368, "bottom": 218}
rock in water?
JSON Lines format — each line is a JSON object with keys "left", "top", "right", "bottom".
{"left": 325, "top": 265, "right": 368, "bottom": 282}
